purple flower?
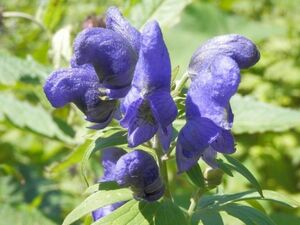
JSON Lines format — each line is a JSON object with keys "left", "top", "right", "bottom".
{"left": 92, "top": 147, "right": 127, "bottom": 221}
{"left": 114, "top": 150, "right": 165, "bottom": 202}
{"left": 120, "top": 21, "right": 177, "bottom": 151}
{"left": 176, "top": 34, "right": 260, "bottom": 173}
{"left": 93, "top": 148, "right": 164, "bottom": 221}
{"left": 44, "top": 7, "right": 139, "bottom": 129}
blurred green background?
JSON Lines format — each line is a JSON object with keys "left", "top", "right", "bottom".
{"left": 0, "top": 0, "right": 299, "bottom": 224}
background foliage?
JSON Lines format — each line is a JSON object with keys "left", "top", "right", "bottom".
{"left": 0, "top": 0, "right": 299, "bottom": 224}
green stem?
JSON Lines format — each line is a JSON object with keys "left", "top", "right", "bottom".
{"left": 187, "top": 188, "right": 205, "bottom": 217}
{"left": 172, "top": 71, "right": 189, "bottom": 97}
{"left": 153, "top": 134, "right": 172, "bottom": 200}
{"left": 2, "top": 11, "right": 48, "bottom": 32}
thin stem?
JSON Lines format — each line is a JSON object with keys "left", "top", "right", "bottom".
{"left": 187, "top": 188, "right": 205, "bottom": 217}
{"left": 153, "top": 134, "right": 172, "bottom": 200}
{"left": 2, "top": 11, "right": 48, "bottom": 32}
{"left": 172, "top": 71, "right": 189, "bottom": 97}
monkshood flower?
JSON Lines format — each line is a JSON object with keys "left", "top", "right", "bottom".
{"left": 93, "top": 148, "right": 164, "bottom": 221}
{"left": 92, "top": 147, "right": 126, "bottom": 221}
{"left": 176, "top": 34, "right": 260, "bottom": 173}
{"left": 120, "top": 21, "right": 177, "bottom": 151}
{"left": 115, "top": 149, "right": 165, "bottom": 201}
{"left": 44, "top": 7, "right": 139, "bottom": 129}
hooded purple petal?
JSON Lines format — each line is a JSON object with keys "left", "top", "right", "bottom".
{"left": 106, "top": 7, "right": 141, "bottom": 53}
{"left": 100, "top": 147, "right": 127, "bottom": 182}
{"left": 120, "top": 21, "right": 177, "bottom": 147}
{"left": 73, "top": 28, "right": 137, "bottom": 97}
{"left": 202, "top": 147, "right": 218, "bottom": 168}
{"left": 131, "top": 21, "right": 171, "bottom": 91}
{"left": 176, "top": 118, "right": 220, "bottom": 173}
{"left": 114, "top": 150, "right": 164, "bottom": 201}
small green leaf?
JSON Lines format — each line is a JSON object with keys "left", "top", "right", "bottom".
{"left": 62, "top": 189, "right": 133, "bottom": 225}
{"left": 231, "top": 94, "right": 300, "bottom": 134}
{"left": 84, "top": 182, "right": 120, "bottom": 195}
{"left": 199, "top": 190, "right": 299, "bottom": 209}
{"left": 186, "top": 163, "right": 205, "bottom": 188}
{"left": 216, "top": 159, "right": 233, "bottom": 177}
{"left": 222, "top": 203, "right": 276, "bottom": 225}
{"left": 223, "top": 155, "right": 263, "bottom": 197}
{"left": 92, "top": 200, "right": 160, "bottom": 225}
{"left": 154, "top": 200, "right": 188, "bottom": 225}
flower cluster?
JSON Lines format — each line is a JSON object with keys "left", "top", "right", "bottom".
{"left": 92, "top": 148, "right": 163, "bottom": 221}
{"left": 43, "top": 6, "right": 260, "bottom": 221}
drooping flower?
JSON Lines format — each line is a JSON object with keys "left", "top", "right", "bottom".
{"left": 44, "top": 7, "right": 139, "bottom": 129}
{"left": 120, "top": 21, "right": 177, "bottom": 152}
{"left": 114, "top": 150, "right": 165, "bottom": 201}
{"left": 176, "top": 34, "right": 260, "bottom": 173}
{"left": 93, "top": 148, "right": 164, "bottom": 221}
{"left": 92, "top": 147, "right": 127, "bottom": 221}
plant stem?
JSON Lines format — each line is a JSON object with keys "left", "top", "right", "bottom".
{"left": 187, "top": 188, "right": 205, "bottom": 216}
{"left": 153, "top": 134, "right": 172, "bottom": 200}
{"left": 2, "top": 11, "right": 48, "bottom": 32}
{"left": 172, "top": 71, "right": 189, "bottom": 97}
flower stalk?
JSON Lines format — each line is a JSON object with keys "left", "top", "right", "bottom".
{"left": 153, "top": 134, "right": 172, "bottom": 200}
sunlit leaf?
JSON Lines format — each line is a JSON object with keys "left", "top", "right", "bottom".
{"left": 231, "top": 94, "right": 300, "bottom": 134}
{"left": 0, "top": 92, "right": 74, "bottom": 142}
{"left": 92, "top": 200, "right": 160, "bottom": 225}
{"left": 62, "top": 189, "right": 133, "bottom": 225}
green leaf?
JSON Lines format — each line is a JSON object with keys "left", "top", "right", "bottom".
{"left": 0, "top": 92, "right": 74, "bottom": 142}
{"left": 62, "top": 189, "right": 133, "bottom": 225}
{"left": 83, "top": 181, "right": 120, "bottom": 195}
{"left": 92, "top": 200, "right": 160, "bottom": 225}
{"left": 154, "top": 200, "right": 188, "bottom": 225}
{"left": 222, "top": 203, "right": 276, "bottom": 225}
{"left": 0, "top": 52, "right": 49, "bottom": 85}
{"left": 0, "top": 204, "right": 56, "bottom": 225}
{"left": 216, "top": 159, "right": 233, "bottom": 177}
{"left": 80, "top": 129, "right": 127, "bottom": 185}
{"left": 186, "top": 163, "right": 205, "bottom": 188}
{"left": 192, "top": 210, "right": 224, "bottom": 225}
{"left": 231, "top": 94, "right": 300, "bottom": 134}
{"left": 223, "top": 155, "right": 263, "bottom": 197}
{"left": 48, "top": 139, "right": 93, "bottom": 175}
{"left": 199, "top": 190, "right": 300, "bottom": 209}
{"left": 129, "top": 0, "right": 192, "bottom": 29}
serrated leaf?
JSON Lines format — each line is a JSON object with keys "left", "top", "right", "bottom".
{"left": 186, "top": 163, "right": 205, "bottom": 188}
{"left": 231, "top": 94, "right": 300, "bottom": 134}
{"left": 223, "top": 155, "right": 263, "bottom": 197}
{"left": 222, "top": 203, "right": 276, "bottom": 225}
{"left": 130, "top": 0, "right": 192, "bottom": 29}
{"left": 0, "top": 52, "right": 49, "bottom": 85}
{"left": 92, "top": 200, "right": 160, "bottom": 225}
{"left": 0, "top": 204, "right": 56, "bottom": 225}
{"left": 154, "top": 200, "right": 188, "bottom": 225}
{"left": 0, "top": 92, "right": 74, "bottom": 142}
{"left": 199, "top": 190, "right": 300, "bottom": 209}
{"left": 62, "top": 189, "right": 133, "bottom": 225}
